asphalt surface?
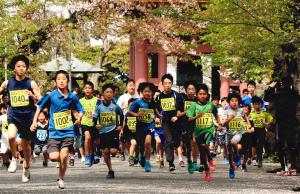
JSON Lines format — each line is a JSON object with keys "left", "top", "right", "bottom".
{"left": 0, "top": 155, "right": 298, "bottom": 194}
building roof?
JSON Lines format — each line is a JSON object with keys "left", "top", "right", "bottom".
{"left": 40, "top": 56, "right": 105, "bottom": 73}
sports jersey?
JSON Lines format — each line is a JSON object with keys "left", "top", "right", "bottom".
{"left": 93, "top": 101, "right": 124, "bottom": 134}
{"left": 186, "top": 101, "right": 217, "bottom": 138}
{"left": 37, "top": 89, "right": 84, "bottom": 139}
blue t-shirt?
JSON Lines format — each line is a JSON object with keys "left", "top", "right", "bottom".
{"left": 93, "top": 101, "right": 124, "bottom": 134}
{"left": 37, "top": 89, "right": 84, "bottom": 139}
{"left": 7, "top": 77, "right": 35, "bottom": 120}
{"left": 35, "top": 122, "right": 49, "bottom": 145}
{"left": 129, "top": 98, "right": 155, "bottom": 131}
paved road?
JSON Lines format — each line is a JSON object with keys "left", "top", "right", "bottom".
{"left": 0, "top": 156, "right": 298, "bottom": 194}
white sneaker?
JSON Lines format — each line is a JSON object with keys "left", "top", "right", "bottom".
{"left": 252, "top": 160, "right": 258, "bottom": 166}
{"left": 81, "top": 156, "right": 85, "bottom": 163}
{"left": 57, "top": 179, "right": 65, "bottom": 189}
{"left": 22, "top": 168, "right": 30, "bottom": 183}
{"left": 8, "top": 158, "right": 17, "bottom": 173}
{"left": 56, "top": 162, "right": 60, "bottom": 168}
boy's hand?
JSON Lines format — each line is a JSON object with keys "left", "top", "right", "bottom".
{"left": 30, "top": 121, "right": 38, "bottom": 132}
{"left": 75, "top": 119, "right": 81, "bottom": 126}
{"left": 196, "top": 112, "right": 204, "bottom": 118}
{"left": 95, "top": 124, "right": 102, "bottom": 131}
{"left": 171, "top": 116, "right": 178, "bottom": 123}
{"left": 137, "top": 111, "right": 145, "bottom": 117}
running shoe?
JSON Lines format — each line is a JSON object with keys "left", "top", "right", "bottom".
{"left": 229, "top": 167, "right": 235, "bottom": 179}
{"left": 235, "top": 156, "right": 241, "bottom": 167}
{"left": 128, "top": 156, "right": 135, "bottom": 166}
{"left": 169, "top": 163, "right": 176, "bottom": 172}
{"left": 204, "top": 171, "right": 212, "bottom": 182}
{"left": 145, "top": 161, "right": 151, "bottom": 172}
{"left": 106, "top": 170, "right": 115, "bottom": 179}
{"left": 43, "top": 161, "right": 48, "bottom": 167}
{"left": 22, "top": 167, "right": 30, "bottom": 183}
{"left": 8, "top": 157, "right": 17, "bottom": 173}
{"left": 188, "top": 162, "right": 194, "bottom": 174}
{"left": 179, "top": 160, "right": 185, "bottom": 168}
{"left": 209, "top": 160, "right": 216, "bottom": 171}
{"left": 57, "top": 179, "right": 65, "bottom": 189}
{"left": 85, "top": 155, "right": 92, "bottom": 167}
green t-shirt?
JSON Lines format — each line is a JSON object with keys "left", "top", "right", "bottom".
{"left": 249, "top": 111, "right": 273, "bottom": 129}
{"left": 80, "top": 96, "right": 99, "bottom": 127}
{"left": 186, "top": 101, "right": 217, "bottom": 138}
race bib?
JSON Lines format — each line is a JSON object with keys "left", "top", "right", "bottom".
{"left": 228, "top": 117, "right": 243, "bottom": 132}
{"left": 195, "top": 113, "right": 213, "bottom": 128}
{"left": 10, "top": 90, "right": 29, "bottom": 107}
{"left": 127, "top": 117, "right": 136, "bottom": 132}
{"left": 100, "top": 112, "right": 116, "bottom": 127}
{"left": 161, "top": 98, "right": 176, "bottom": 111}
{"left": 184, "top": 101, "right": 193, "bottom": 112}
{"left": 137, "top": 108, "right": 154, "bottom": 123}
{"left": 53, "top": 110, "right": 73, "bottom": 130}
{"left": 1, "top": 120, "right": 8, "bottom": 132}
{"left": 253, "top": 118, "right": 265, "bottom": 128}
{"left": 36, "top": 129, "right": 47, "bottom": 142}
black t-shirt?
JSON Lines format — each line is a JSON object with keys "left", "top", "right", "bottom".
{"left": 156, "top": 90, "right": 184, "bottom": 123}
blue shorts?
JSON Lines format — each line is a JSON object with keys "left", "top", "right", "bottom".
{"left": 154, "top": 130, "right": 165, "bottom": 145}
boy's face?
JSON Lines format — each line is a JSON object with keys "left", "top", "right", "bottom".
{"left": 186, "top": 85, "right": 196, "bottom": 97}
{"left": 0, "top": 107, "right": 7, "bottom": 114}
{"left": 38, "top": 113, "right": 46, "bottom": 123}
{"left": 14, "top": 61, "right": 27, "bottom": 76}
{"left": 213, "top": 99, "right": 219, "bottom": 106}
{"left": 127, "top": 82, "right": 135, "bottom": 94}
{"left": 163, "top": 78, "right": 172, "bottom": 92}
{"left": 197, "top": 89, "right": 208, "bottom": 103}
{"left": 84, "top": 85, "right": 93, "bottom": 96}
{"left": 229, "top": 98, "right": 239, "bottom": 109}
{"left": 247, "top": 84, "right": 256, "bottom": 95}
{"left": 2, "top": 96, "right": 8, "bottom": 104}
{"left": 114, "top": 88, "right": 120, "bottom": 97}
{"left": 142, "top": 87, "right": 153, "bottom": 100}
{"left": 253, "top": 103, "right": 261, "bottom": 111}
{"left": 243, "top": 106, "right": 250, "bottom": 115}
{"left": 103, "top": 88, "right": 114, "bottom": 101}
{"left": 55, "top": 73, "right": 69, "bottom": 90}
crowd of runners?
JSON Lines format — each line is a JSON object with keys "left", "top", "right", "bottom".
{"left": 0, "top": 55, "right": 299, "bottom": 190}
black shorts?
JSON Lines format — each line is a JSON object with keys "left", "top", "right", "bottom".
{"left": 7, "top": 116, "right": 34, "bottom": 140}
{"left": 241, "top": 132, "right": 253, "bottom": 152}
{"left": 123, "top": 125, "right": 137, "bottom": 142}
{"left": 99, "top": 130, "right": 119, "bottom": 149}
{"left": 136, "top": 127, "right": 153, "bottom": 146}
{"left": 81, "top": 125, "right": 96, "bottom": 140}
{"left": 47, "top": 137, "right": 74, "bottom": 154}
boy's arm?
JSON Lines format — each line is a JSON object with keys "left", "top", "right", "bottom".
{"left": 0, "top": 80, "right": 8, "bottom": 94}
{"left": 31, "top": 80, "right": 42, "bottom": 100}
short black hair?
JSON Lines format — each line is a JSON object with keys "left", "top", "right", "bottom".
{"left": 0, "top": 103, "right": 8, "bottom": 110}
{"left": 126, "top": 79, "right": 135, "bottom": 85}
{"left": 161, "top": 73, "right": 173, "bottom": 83}
{"left": 84, "top": 81, "right": 94, "bottom": 90}
{"left": 197, "top": 83, "right": 209, "bottom": 94}
{"left": 9, "top": 55, "right": 30, "bottom": 69}
{"left": 242, "top": 104, "right": 252, "bottom": 112}
{"left": 102, "top": 83, "right": 115, "bottom": 93}
{"left": 55, "top": 70, "right": 69, "bottom": 81}
{"left": 252, "top": 96, "right": 263, "bottom": 104}
{"left": 137, "top": 82, "right": 156, "bottom": 94}
{"left": 184, "top": 80, "right": 198, "bottom": 91}
{"left": 221, "top": 97, "right": 227, "bottom": 102}
{"left": 39, "top": 111, "right": 49, "bottom": 119}
{"left": 114, "top": 85, "right": 120, "bottom": 91}
{"left": 227, "top": 93, "right": 241, "bottom": 103}
{"left": 242, "top": 89, "right": 248, "bottom": 93}
{"left": 212, "top": 96, "right": 219, "bottom": 101}
{"left": 247, "top": 80, "right": 256, "bottom": 88}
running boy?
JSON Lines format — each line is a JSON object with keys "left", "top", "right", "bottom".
{"left": 0, "top": 55, "right": 41, "bottom": 183}
{"left": 187, "top": 83, "right": 221, "bottom": 182}
{"left": 93, "top": 84, "right": 124, "bottom": 179}
{"left": 79, "top": 81, "right": 101, "bottom": 166}
{"left": 31, "top": 70, "right": 84, "bottom": 189}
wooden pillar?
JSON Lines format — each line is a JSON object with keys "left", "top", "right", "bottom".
{"left": 220, "top": 76, "right": 230, "bottom": 98}
{"left": 130, "top": 39, "right": 148, "bottom": 88}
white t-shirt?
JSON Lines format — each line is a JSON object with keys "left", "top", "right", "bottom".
{"left": 0, "top": 114, "right": 9, "bottom": 153}
{"left": 117, "top": 93, "right": 140, "bottom": 115}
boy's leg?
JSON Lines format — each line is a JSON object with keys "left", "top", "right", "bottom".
{"left": 84, "top": 130, "right": 91, "bottom": 155}
{"left": 21, "top": 139, "right": 32, "bottom": 169}
{"left": 59, "top": 147, "right": 70, "bottom": 180}
{"left": 145, "top": 134, "right": 152, "bottom": 160}
{"left": 103, "top": 148, "right": 112, "bottom": 171}
{"left": 8, "top": 124, "right": 18, "bottom": 158}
